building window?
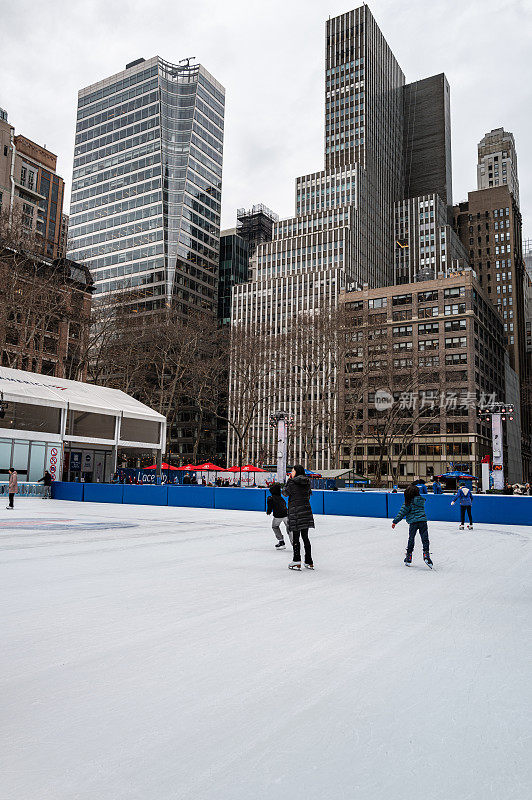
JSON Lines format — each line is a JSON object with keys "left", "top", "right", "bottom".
{"left": 368, "top": 297, "right": 387, "bottom": 309}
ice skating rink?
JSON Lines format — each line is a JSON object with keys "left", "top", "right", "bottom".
{"left": 1, "top": 499, "right": 530, "bottom": 800}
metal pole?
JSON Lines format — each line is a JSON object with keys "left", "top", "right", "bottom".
{"left": 276, "top": 416, "right": 287, "bottom": 484}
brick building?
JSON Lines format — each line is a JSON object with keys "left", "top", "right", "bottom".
{"left": 339, "top": 270, "right": 513, "bottom": 483}
{"left": 0, "top": 114, "right": 66, "bottom": 260}
{"left": 453, "top": 186, "right": 526, "bottom": 379}
{"left": 0, "top": 247, "right": 93, "bottom": 380}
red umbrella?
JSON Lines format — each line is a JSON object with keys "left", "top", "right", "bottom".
{"left": 143, "top": 462, "right": 179, "bottom": 470}
{"left": 194, "top": 462, "right": 226, "bottom": 471}
{"left": 227, "top": 464, "right": 266, "bottom": 472}
{"left": 176, "top": 464, "right": 198, "bottom": 471}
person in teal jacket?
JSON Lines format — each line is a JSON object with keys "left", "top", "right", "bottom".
{"left": 392, "top": 483, "right": 433, "bottom": 567}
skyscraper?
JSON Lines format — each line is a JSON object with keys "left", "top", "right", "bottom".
{"left": 68, "top": 57, "right": 225, "bottom": 315}
{"left": 229, "top": 6, "right": 407, "bottom": 469}
{"left": 477, "top": 128, "right": 519, "bottom": 206}
{"left": 403, "top": 74, "right": 453, "bottom": 210}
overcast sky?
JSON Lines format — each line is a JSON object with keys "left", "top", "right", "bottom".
{"left": 2, "top": 0, "right": 531, "bottom": 234}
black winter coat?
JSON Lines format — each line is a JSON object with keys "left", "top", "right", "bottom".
{"left": 267, "top": 494, "right": 288, "bottom": 517}
{"left": 284, "top": 476, "right": 314, "bottom": 531}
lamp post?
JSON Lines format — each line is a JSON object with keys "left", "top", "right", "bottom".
{"left": 269, "top": 411, "right": 293, "bottom": 483}
{"left": 478, "top": 404, "right": 514, "bottom": 491}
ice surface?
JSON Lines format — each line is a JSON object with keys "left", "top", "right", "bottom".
{"left": 0, "top": 499, "right": 530, "bottom": 800}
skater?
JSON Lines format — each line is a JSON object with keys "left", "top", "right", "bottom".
{"left": 451, "top": 482, "right": 473, "bottom": 529}
{"left": 432, "top": 478, "right": 443, "bottom": 494}
{"left": 38, "top": 470, "right": 53, "bottom": 499}
{"left": 391, "top": 483, "right": 433, "bottom": 568}
{"left": 6, "top": 467, "right": 17, "bottom": 509}
{"left": 266, "top": 483, "right": 292, "bottom": 549}
{"left": 283, "top": 465, "right": 314, "bottom": 570}
{"left": 415, "top": 479, "right": 428, "bottom": 496}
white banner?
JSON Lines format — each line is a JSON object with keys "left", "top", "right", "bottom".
{"left": 491, "top": 414, "right": 504, "bottom": 490}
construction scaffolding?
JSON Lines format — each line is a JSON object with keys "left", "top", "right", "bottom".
{"left": 236, "top": 204, "right": 278, "bottom": 256}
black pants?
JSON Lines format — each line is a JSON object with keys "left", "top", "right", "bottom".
{"left": 292, "top": 529, "right": 312, "bottom": 565}
{"left": 460, "top": 506, "right": 473, "bottom": 525}
{"left": 407, "top": 521, "right": 429, "bottom": 553}
{"left": 8, "top": 493, "right": 14, "bottom": 508}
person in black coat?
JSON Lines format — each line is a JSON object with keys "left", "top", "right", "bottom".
{"left": 266, "top": 483, "right": 292, "bottom": 548}
{"left": 38, "top": 470, "right": 53, "bottom": 499}
{"left": 283, "top": 464, "right": 315, "bottom": 570}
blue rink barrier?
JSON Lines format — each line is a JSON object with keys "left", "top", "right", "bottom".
{"left": 168, "top": 485, "right": 215, "bottom": 508}
{"left": 214, "top": 487, "right": 266, "bottom": 511}
{"left": 52, "top": 482, "right": 85, "bottom": 502}
{"left": 324, "top": 490, "right": 388, "bottom": 518}
{"left": 309, "top": 490, "right": 324, "bottom": 515}
{"left": 386, "top": 492, "right": 532, "bottom": 526}
{"left": 123, "top": 484, "right": 168, "bottom": 506}
{"left": 83, "top": 483, "right": 124, "bottom": 504}
{"left": 50, "top": 483, "right": 532, "bottom": 525}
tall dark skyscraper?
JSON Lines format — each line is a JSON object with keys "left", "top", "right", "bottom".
{"left": 403, "top": 74, "right": 453, "bottom": 210}
{"left": 229, "top": 6, "right": 412, "bottom": 469}
{"left": 324, "top": 6, "right": 405, "bottom": 286}
{"left": 68, "top": 57, "right": 225, "bottom": 315}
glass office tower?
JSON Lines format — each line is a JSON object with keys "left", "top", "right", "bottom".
{"left": 68, "top": 57, "right": 225, "bottom": 315}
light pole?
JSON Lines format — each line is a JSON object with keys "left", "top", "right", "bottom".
{"left": 478, "top": 404, "right": 514, "bottom": 491}
{"left": 269, "top": 411, "right": 293, "bottom": 484}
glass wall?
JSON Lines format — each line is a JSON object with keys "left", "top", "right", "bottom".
{"left": 0, "top": 438, "right": 54, "bottom": 482}
{"left": 66, "top": 410, "right": 116, "bottom": 439}
{"left": 28, "top": 443, "right": 47, "bottom": 481}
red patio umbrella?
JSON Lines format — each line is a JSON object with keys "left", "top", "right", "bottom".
{"left": 176, "top": 464, "right": 198, "bottom": 471}
{"left": 194, "top": 462, "right": 226, "bottom": 471}
{"left": 241, "top": 464, "right": 266, "bottom": 472}
{"left": 143, "top": 462, "right": 179, "bottom": 470}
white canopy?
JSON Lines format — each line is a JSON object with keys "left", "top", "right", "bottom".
{"left": 0, "top": 366, "right": 165, "bottom": 424}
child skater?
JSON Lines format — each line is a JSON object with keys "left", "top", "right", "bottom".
{"left": 266, "top": 484, "right": 292, "bottom": 549}
{"left": 391, "top": 483, "right": 433, "bottom": 568}
{"left": 283, "top": 465, "right": 315, "bottom": 570}
{"left": 451, "top": 481, "right": 473, "bottom": 530}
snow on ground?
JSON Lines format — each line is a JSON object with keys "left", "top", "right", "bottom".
{"left": 0, "top": 498, "right": 530, "bottom": 800}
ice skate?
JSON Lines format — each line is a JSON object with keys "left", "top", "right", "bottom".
{"left": 459, "top": 524, "right": 464, "bottom": 530}
{"left": 304, "top": 563, "right": 314, "bottom": 570}
{"left": 423, "top": 552, "right": 433, "bottom": 569}
{"left": 288, "top": 561, "right": 301, "bottom": 570}
{"left": 467, "top": 524, "right": 473, "bottom": 530}
{"left": 404, "top": 551, "right": 412, "bottom": 566}
{"left": 275, "top": 541, "right": 286, "bottom": 549}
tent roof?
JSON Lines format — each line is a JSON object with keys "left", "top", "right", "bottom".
{"left": 319, "top": 469, "right": 368, "bottom": 479}
{"left": 0, "top": 366, "right": 165, "bottom": 423}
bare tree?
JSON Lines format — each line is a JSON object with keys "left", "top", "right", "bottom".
{"left": 224, "top": 322, "right": 278, "bottom": 469}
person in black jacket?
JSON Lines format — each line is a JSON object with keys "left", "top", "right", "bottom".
{"left": 38, "top": 470, "right": 53, "bottom": 499}
{"left": 266, "top": 484, "right": 292, "bottom": 549}
{"left": 283, "top": 464, "right": 315, "bottom": 570}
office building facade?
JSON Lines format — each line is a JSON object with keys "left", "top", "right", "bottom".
{"left": 0, "top": 114, "right": 66, "bottom": 259}
{"left": 340, "top": 272, "right": 512, "bottom": 481}
{"left": 477, "top": 128, "right": 519, "bottom": 206}
{"left": 68, "top": 57, "right": 225, "bottom": 315}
